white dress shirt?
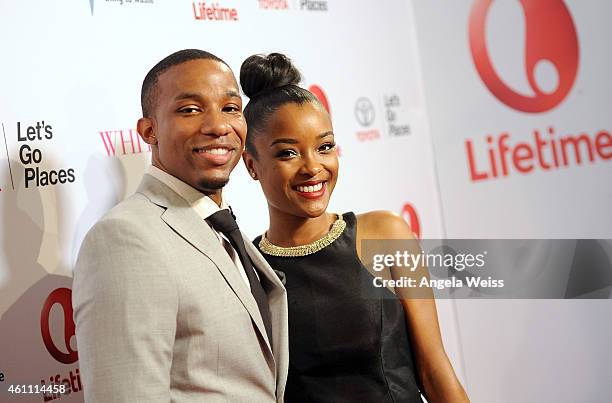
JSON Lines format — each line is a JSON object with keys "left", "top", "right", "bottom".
{"left": 147, "top": 165, "right": 251, "bottom": 289}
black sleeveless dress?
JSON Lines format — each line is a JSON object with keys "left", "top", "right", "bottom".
{"left": 254, "top": 212, "right": 422, "bottom": 403}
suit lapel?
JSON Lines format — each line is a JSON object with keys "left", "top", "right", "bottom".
{"left": 245, "top": 237, "right": 288, "bottom": 385}
{"left": 245, "top": 236, "right": 285, "bottom": 289}
{"left": 137, "top": 175, "right": 275, "bottom": 358}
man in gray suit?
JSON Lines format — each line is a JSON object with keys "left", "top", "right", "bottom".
{"left": 73, "top": 49, "right": 288, "bottom": 402}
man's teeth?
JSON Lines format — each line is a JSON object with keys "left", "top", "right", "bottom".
{"left": 297, "top": 183, "right": 323, "bottom": 193}
{"left": 199, "top": 148, "right": 229, "bottom": 155}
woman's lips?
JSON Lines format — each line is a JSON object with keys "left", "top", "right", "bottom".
{"left": 293, "top": 181, "right": 327, "bottom": 199}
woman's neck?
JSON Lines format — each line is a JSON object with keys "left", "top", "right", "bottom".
{"left": 266, "top": 208, "right": 336, "bottom": 247}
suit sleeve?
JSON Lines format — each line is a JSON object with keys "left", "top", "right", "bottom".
{"left": 72, "top": 218, "right": 178, "bottom": 403}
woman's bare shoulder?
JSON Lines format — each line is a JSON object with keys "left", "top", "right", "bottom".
{"left": 356, "top": 210, "right": 415, "bottom": 240}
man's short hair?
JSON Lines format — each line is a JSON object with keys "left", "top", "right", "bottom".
{"left": 141, "top": 49, "right": 228, "bottom": 117}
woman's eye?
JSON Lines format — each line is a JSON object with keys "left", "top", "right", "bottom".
{"left": 276, "top": 149, "right": 298, "bottom": 159}
{"left": 320, "top": 142, "right": 336, "bottom": 152}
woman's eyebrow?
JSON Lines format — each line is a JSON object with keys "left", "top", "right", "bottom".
{"left": 270, "top": 138, "right": 298, "bottom": 146}
{"left": 270, "top": 132, "right": 334, "bottom": 146}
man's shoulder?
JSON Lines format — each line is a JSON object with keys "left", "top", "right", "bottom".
{"left": 83, "top": 191, "right": 163, "bottom": 244}
{"left": 100, "top": 192, "right": 156, "bottom": 221}
{"left": 75, "top": 191, "right": 168, "bottom": 270}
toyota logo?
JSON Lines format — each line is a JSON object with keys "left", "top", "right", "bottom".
{"left": 354, "top": 97, "right": 375, "bottom": 127}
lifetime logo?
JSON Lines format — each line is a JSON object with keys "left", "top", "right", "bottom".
{"left": 193, "top": 2, "right": 239, "bottom": 21}
{"left": 308, "top": 84, "right": 342, "bottom": 156}
{"left": 308, "top": 85, "right": 330, "bottom": 115}
{"left": 469, "top": 0, "right": 579, "bottom": 113}
{"left": 401, "top": 203, "right": 421, "bottom": 239}
{"left": 40, "top": 288, "right": 78, "bottom": 364}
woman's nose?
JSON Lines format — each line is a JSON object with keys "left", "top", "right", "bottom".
{"left": 299, "top": 153, "right": 323, "bottom": 177}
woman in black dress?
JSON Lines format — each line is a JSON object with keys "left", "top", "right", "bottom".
{"left": 240, "top": 53, "right": 468, "bottom": 403}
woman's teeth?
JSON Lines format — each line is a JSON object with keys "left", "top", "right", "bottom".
{"left": 296, "top": 183, "right": 323, "bottom": 193}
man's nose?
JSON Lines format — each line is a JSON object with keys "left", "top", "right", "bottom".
{"left": 200, "top": 110, "right": 231, "bottom": 137}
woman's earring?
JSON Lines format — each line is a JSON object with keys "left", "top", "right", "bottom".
{"left": 250, "top": 171, "right": 257, "bottom": 179}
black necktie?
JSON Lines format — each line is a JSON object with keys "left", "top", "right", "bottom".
{"left": 206, "top": 209, "right": 273, "bottom": 345}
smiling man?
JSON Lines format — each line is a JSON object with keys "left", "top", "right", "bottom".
{"left": 72, "top": 49, "right": 288, "bottom": 403}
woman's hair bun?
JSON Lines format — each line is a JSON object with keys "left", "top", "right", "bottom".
{"left": 240, "top": 53, "right": 302, "bottom": 99}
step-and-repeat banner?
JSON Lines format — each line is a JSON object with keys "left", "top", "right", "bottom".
{"left": 0, "top": 1, "right": 610, "bottom": 402}
{"left": 412, "top": 1, "right": 612, "bottom": 402}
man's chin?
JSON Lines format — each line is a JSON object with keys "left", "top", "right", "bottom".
{"left": 197, "top": 178, "right": 229, "bottom": 193}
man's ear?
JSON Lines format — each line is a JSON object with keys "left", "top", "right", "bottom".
{"left": 243, "top": 151, "right": 258, "bottom": 180}
{"left": 137, "top": 117, "right": 157, "bottom": 145}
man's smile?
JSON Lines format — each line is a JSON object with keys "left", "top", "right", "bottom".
{"left": 193, "top": 144, "right": 235, "bottom": 165}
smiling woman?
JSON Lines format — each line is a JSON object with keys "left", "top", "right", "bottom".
{"left": 241, "top": 53, "right": 469, "bottom": 403}
{"left": 246, "top": 101, "right": 338, "bottom": 222}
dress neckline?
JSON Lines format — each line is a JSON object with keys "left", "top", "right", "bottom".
{"left": 258, "top": 214, "right": 346, "bottom": 257}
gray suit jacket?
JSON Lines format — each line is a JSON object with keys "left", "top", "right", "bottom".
{"left": 73, "top": 174, "right": 288, "bottom": 403}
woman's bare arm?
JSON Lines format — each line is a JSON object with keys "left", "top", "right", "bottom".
{"left": 356, "top": 210, "right": 469, "bottom": 403}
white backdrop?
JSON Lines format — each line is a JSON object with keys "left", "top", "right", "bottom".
{"left": 411, "top": 1, "right": 612, "bottom": 402}
{"left": 0, "top": 1, "right": 610, "bottom": 402}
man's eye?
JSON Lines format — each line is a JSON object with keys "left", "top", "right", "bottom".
{"left": 178, "top": 107, "right": 200, "bottom": 114}
{"left": 223, "top": 105, "right": 241, "bottom": 113}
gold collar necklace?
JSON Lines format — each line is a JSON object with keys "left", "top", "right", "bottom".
{"left": 258, "top": 214, "right": 346, "bottom": 257}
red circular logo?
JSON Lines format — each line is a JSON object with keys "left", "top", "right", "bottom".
{"left": 40, "top": 288, "right": 78, "bottom": 364}
{"left": 469, "top": 0, "right": 579, "bottom": 113}
{"left": 401, "top": 203, "right": 421, "bottom": 239}
{"left": 308, "top": 84, "right": 331, "bottom": 115}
